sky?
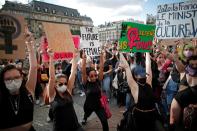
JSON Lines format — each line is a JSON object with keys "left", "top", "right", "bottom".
{"left": 0, "top": 0, "right": 186, "bottom": 26}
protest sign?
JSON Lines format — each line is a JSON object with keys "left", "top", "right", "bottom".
{"left": 0, "top": 13, "right": 26, "bottom": 59}
{"left": 41, "top": 35, "right": 79, "bottom": 62}
{"left": 155, "top": 1, "right": 197, "bottom": 39}
{"left": 42, "top": 22, "right": 75, "bottom": 53}
{"left": 80, "top": 27, "right": 102, "bottom": 56}
{"left": 159, "top": 39, "right": 191, "bottom": 46}
{"left": 72, "top": 35, "right": 80, "bottom": 49}
{"left": 119, "top": 22, "right": 155, "bottom": 52}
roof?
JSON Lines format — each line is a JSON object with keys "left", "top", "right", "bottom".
{"left": 31, "top": 0, "right": 80, "bottom": 17}
{"left": 1, "top": 0, "right": 93, "bottom": 22}
{"left": 80, "top": 15, "right": 93, "bottom": 22}
{"left": 1, "top": 1, "right": 32, "bottom": 12}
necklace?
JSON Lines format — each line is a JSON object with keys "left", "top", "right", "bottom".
{"left": 9, "top": 95, "right": 20, "bottom": 115}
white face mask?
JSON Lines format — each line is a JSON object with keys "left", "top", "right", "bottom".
{"left": 56, "top": 85, "right": 67, "bottom": 93}
{"left": 4, "top": 79, "right": 22, "bottom": 94}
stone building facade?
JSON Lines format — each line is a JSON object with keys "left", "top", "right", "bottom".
{"left": 0, "top": 0, "right": 93, "bottom": 38}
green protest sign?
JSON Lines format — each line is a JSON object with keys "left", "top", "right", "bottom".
{"left": 119, "top": 22, "right": 155, "bottom": 52}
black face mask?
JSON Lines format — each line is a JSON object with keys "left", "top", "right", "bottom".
{"left": 137, "top": 78, "right": 146, "bottom": 86}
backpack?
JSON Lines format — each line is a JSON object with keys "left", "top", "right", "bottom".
{"left": 117, "top": 70, "right": 129, "bottom": 93}
{"left": 117, "top": 105, "right": 136, "bottom": 131}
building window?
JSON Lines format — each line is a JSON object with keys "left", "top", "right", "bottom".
{"left": 44, "top": 8, "right": 48, "bottom": 13}
{"left": 52, "top": 9, "right": 56, "bottom": 14}
{"left": 37, "top": 6, "right": 40, "bottom": 11}
{"left": 64, "top": 11, "right": 68, "bottom": 16}
{"left": 71, "top": 13, "right": 74, "bottom": 17}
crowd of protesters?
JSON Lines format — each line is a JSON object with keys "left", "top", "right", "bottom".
{"left": 0, "top": 26, "right": 196, "bottom": 131}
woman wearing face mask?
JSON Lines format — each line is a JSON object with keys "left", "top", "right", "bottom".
{"left": 176, "top": 43, "right": 194, "bottom": 74}
{"left": 81, "top": 51, "right": 109, "bottom": 131}
{"left": 170, "top": 55, "right": 197, "bottom": 131}
{"left": 47, "top": 49, "right": 84, "bottom": 131}
{"left": 118, "top": 52, "right": 164, "bottom": 131}
{"left": 0, "top": 28, "right": 37, "bottom": 131}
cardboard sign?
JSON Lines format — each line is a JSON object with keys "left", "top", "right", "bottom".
{"left": 0, "top": 14, "right": 26, "bottom": 59}
{"left": 80, "top": 27, "right": 102, "bottom": 56}
{"left": 42, "top": 22, "right": 75, "bottom": 53}
{"left": 159, "top": 39, "right": 191, "bottom": 46}
{"left": 156, "top": 1, "right": 197, "bottom": 39}
{"left": 119, "top": 22, "right": 155, "bottom": 52}
{"left": 41, "top": 35, "right": 79, "bottom": 62}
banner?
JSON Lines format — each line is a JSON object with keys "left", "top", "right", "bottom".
{"left": 119, "top": 22, "right": 155, "bottom": 52}
{"left": 0, "top": 14, "right": 26, "bottom": 59}
{"left": 155, "top": 1, "right": 197, "bottom": 39}
{"left": 42, "top": 22, "right": 75, "bottom": 53}
{"left": 80, "top": 27, "right": 102, "bottom": 56}
{"left": 41, "top": 35, "right": 79, "bottom": 62}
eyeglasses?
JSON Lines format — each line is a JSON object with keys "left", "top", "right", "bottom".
{"left": 58, "top": 83, "right": 67, "bottom": 86}
{"left": 89, "top": 74, "right": 98, "bottom": 78}
{"left": 4, "top": 76, "right": 22, "bottom": 84}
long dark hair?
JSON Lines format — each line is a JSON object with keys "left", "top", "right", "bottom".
{"left": 86, "top": 67, "right": 96, "bottom": 76}
{"left": 0, "top": 64, "right": 26, "bottom": 98}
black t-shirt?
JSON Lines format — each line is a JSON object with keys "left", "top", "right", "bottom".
{"left": 52, "top": 90, "right": 80, "bottom": 131}
{"left": 84, "top": 80, "right": 102, "bottom": 110}
{"left": 103, "top": 60, "right": 112, "bottom": 72}
{"left": 0, "top": 87, "right": 34, "bottom": 129}
{"left": 137, "top": 83, "right": 156, "bottom": 110}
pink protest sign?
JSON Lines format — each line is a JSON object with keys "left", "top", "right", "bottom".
{"left": 40, "top": 36, "right": 75, "bottom": 62}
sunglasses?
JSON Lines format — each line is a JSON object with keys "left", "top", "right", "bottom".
{"left": 89, "top": 74, "right": 98, "bottom": 78}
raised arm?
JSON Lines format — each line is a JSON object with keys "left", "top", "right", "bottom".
{"left": 82, "top": 51, "right": 87, "bottom": 84}
{"left": 119, "top": 53, "right": 138, "bottom": 103}
{"left": 47, "top": 50, "right": 56, "bottom": 103}
{"left": 67, "top": 50, "right": 78, "bottom": 95}
{"left": 25, "top": 27, "right": 37, "bottom": 96}
{"left": 146, "top": 52, "right": 152, "bottom": 87}
{"left": 98, "top": 52, "right": 104, "bottom": 81}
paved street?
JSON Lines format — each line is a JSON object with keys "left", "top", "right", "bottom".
{"left": 33, "top": 89, "right": 124, "bottom": 131}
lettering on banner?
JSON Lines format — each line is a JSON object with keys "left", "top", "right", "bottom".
{"left": 156, "top": 1, "right": 197, "bottom": 39}
{"left": 119, "top": 22, "right": 155, "bottom": 52}
{"left": 80, "top": 27, "right": 102, "bottom": 56}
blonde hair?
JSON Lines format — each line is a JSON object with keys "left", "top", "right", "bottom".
{"left": 178, "top": 42, "right": 194, "bottom": 62}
